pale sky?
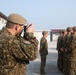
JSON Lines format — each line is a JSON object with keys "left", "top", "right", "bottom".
{"left": 0, "top": 0, "right": 76, "bottom": 30}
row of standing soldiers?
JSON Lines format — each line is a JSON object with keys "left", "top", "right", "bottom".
{"left": 57, "top": 26, "right": 76, "bottom": 75}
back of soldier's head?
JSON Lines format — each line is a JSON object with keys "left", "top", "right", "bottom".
{"left": 62, "top": 29, "right": 66, "bottom": 34}
{"left": 42, "top": 31, "right": 48, "bottom": 35}
{"left": 66, "top": 27, "right": 73, "bottom": 32}
{"left": 73, "top": 26, "right": 76, "bottom": 32}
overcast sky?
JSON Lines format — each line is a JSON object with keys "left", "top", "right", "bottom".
{"left": 0, "top": 0, "right": 76, "bottom": 30}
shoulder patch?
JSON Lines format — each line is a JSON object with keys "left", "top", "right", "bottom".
{"left": 23, "top": 40, "right": 31, "bottom": 44}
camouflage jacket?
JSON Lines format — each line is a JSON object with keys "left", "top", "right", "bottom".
{"left": 57, "top": 35, "right": 62, "bottom": 50}
{"left": 69, "top": 34, "right": 76, "bottom": 54}
{"left": 0, "top": 28, "right": 38, "bottom": 75}
{"left": 67, "top": 34, "right": 76, "bottom": 62}
{"left": 60, "top": 35, "right": 66, "bottom": 49}
{"left": 64, "top": 34, "right": 71, "bottom": 49}
{"left": 39, "top": 37, "right": 48, "bottom": 55}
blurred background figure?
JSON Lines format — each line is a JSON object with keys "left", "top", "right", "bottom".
{"left": 39, "top": 31, "right": 48, "bottom": 75}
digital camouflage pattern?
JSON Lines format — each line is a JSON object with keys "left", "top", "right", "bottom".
{"left": 64, "top": 34, "right": 76, "bottom": 75}
{"left": 39, "top": 37, "right": 48, "bottom": 74}
{"left": 63, "top": 33, "right": 72, "bottom": 74}
{"left": 56, "top": 35, "right": 62, "bottom": 71}
{"left": 64, "top": 34, "right": 72, "bottom": 49}
{"left": 62, "top": 27, "right": 73, "bottom": 74}
{"left": 60, "top": 35, "right": 66, "bottom": 49}
{"left": 39, "top": 37, "right": 48, "bottom": 55}
{"left": 68, "top": 34, "right": 76, "bottom": 75}
{"left": 22, "top": 32, "right": 38, "bottom": 61}
{"left": 0, "top": 28, "right": 38, "bottom": 75}
{"left": 58, "top": 33, "right": 66, "bottom": 72}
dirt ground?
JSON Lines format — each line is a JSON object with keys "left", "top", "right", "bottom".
{"left": 26, "top": 41, "right": 63, "bottom": 75}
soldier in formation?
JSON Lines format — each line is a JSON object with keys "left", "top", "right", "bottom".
{"left": 64, "top": 26, "right": 76, "bottom": 75}
{"left": 0, "top": 13, "right": 38, "bottom": 75}
{"left": 39, "top": 31, "right": 48, "bottom": 74}
{"left": 57, "top": 26, "right": 76, "bottom": 75}
{"left": 63, "top": 27, "right": 73, "bottom": 74}
{"left": 56, "top": 30, "right": 62, "bottom": 71}
{"left": 57, "top": 29, "right": 67, "bottom": 71}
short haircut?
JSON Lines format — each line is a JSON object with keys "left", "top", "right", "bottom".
{"left": 6, "top": 21, "right": 15, "bottom": 28}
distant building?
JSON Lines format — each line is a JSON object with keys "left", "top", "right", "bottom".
{"left": 0, "top": 12, "right": 64, "bottom": 42}
{"left": 34, "top": 29, "right": 65, "bottom": 42}
{"left": 34, "top": 29, "right": 63, "bottom": 43}
{"left": 0, "top": 12, "right": 7, "bottom": 29}
{"left": 50, "top": 29, "right": 63, "bottom": 41}
{"left": 34, "top": 30, "right": 50, "bottom": 42}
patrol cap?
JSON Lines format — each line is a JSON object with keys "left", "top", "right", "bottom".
{"left": 42, "top": 31, "right": 48, "bottom": 35}
{"left": 73, "top": 26, "right": 76, "bottom": 31}
{"left": 7, "top": 13, "right": 27, "bottom": 25}
{"left": 66, "top": 27, "right": 72, "bottom": 32}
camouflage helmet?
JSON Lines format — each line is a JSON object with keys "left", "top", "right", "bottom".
{"left": 73, "top": 26, "right": 76, "bottom": 31}
{"left": 7, "top": 13, "right": 27, "bottom": 25}
{"left": 42, "top": 31, "right": 48, "bottom": 35}
{"left": 66, "top": 27, "right": 72, "bottom": 32}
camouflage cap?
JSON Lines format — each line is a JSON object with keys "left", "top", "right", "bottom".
{"left": 42, "top": 31, "right": 48, "bottom": 35}
{"left": 7, "top": 13, "right": 27, "bottom": 25}
{"left": 66, "top": 27, "right": 72, "bottom": 32}
{"left": 73, "top": 26, "right": 76, "bottom": 31}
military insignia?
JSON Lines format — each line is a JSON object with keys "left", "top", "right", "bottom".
{"left": 23, "top": 40, "right": 31, "bottom": 44}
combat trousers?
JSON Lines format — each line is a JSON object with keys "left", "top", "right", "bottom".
{"left": 57, "top": 51, "right": 64, "bottom": 72}
{"left": 64, "top": 52, "right": 76, "bottom": 75}
{"left": 40, "top": 54, "right": 47, "bottom": 73}
{"left": 64, "top": 61, "right": 76, "bottom": 75}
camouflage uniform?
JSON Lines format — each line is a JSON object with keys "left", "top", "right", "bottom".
{"left": 39, "top": 36, "right": 48, "bottom": 74}
{"left": 63, "top": 27, "right": 73, "bottom": 74}
{"left": 58, "top": 30, "right": 66, "bottom": 72}
{"left": 0, "top": 28, "right": 38, "bottom": 75}
{"left": 63, "top": 33, "right": 72, "bottom": 72}
{"left": 64, "top": 27, "right": 76, "bottom": 75}
{"left": 56, "top": 33, "right": 62, "bottom": 71}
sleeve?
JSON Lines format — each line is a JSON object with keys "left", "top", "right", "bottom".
{"left": 69, "top": 35, "right": 75, "bottom": 49}
{"left": 11, "top": 34, "right": 38, "bottom": 61}
{"left": 64, "top": 35, "right": 67, "bottom": 49}
{"left": 57, "top": 36, "right": 60, "bottom": 49}
{"left": 45, "top": 39, "right": 48, "bottom": 51}
{"left": 11, "top": 37, "right": 29, "bottom": 61}
{"left": 59, "top": 36, "right": 63, "bottom": 48}
{"left": 21, "top": 32, "right": 39, "bottom": 61}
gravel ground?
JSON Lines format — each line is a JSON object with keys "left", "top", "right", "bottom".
{"left": 26, "top": 41, "right": 63, "bottom": 75}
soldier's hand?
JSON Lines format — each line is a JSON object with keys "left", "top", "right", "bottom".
{"left": 60, "top": 48, "right": 63, "bottom": 51}
{"left": 65, "top": 49, "right": 67, "bottom": 52}
{"left": 26, "top": 24, "right": 34, "bottom": 34}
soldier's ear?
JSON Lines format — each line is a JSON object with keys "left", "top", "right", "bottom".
{"left": 15, "top": 25, "right": 18, "bottom": 31}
